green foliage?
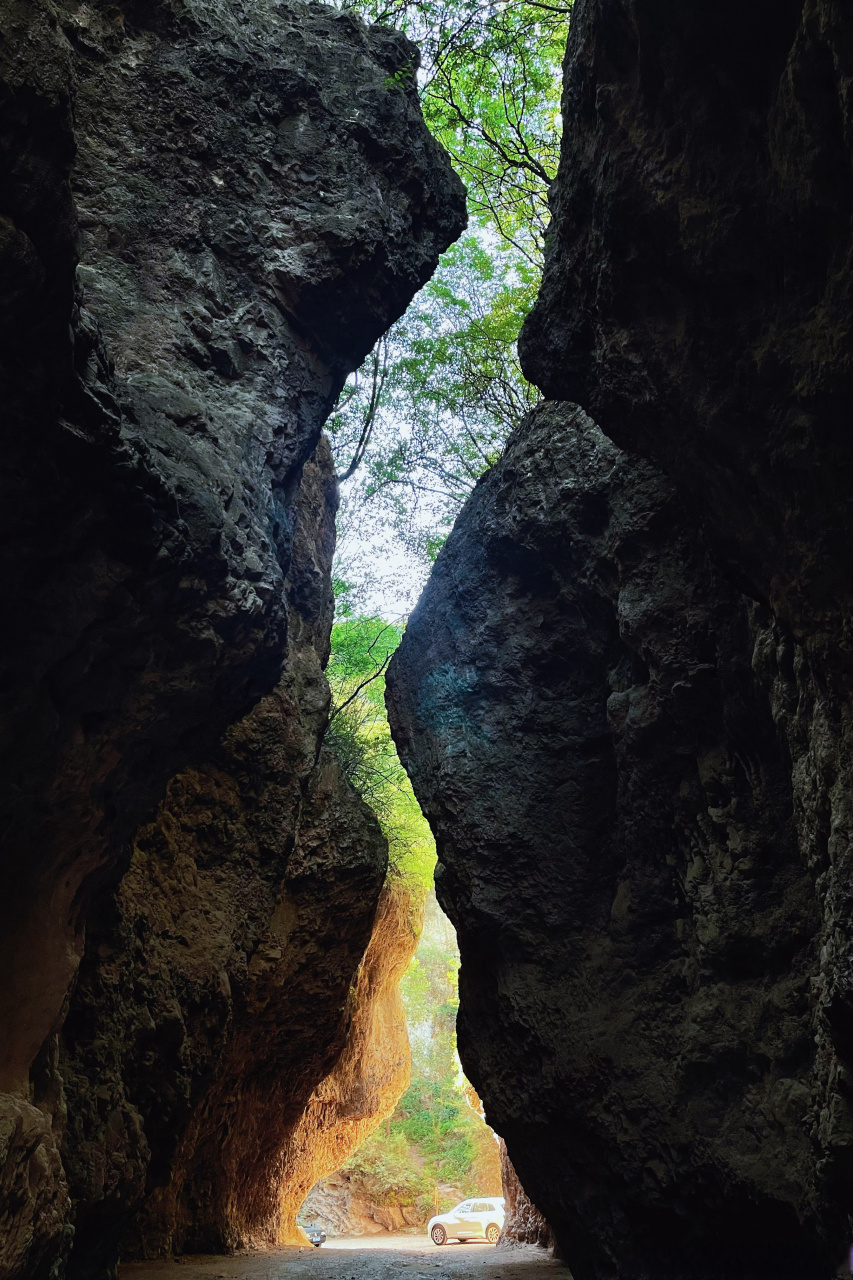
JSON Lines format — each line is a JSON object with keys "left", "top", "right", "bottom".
{"left": 344, "top": 1130, "right": 433, "bottom": 1207}
{"left": 327, "top": 0, "right": 570, "bottom": 566}
{"left": 328, "top": 235, "right": 537, "bottom": 562}
{"left": 325, "top": 617, "right": 499, "bottom": 1213}
{"left": 417, "top": 0, "right": 568, "bottom": 261}
{"left": 384, "top": 54, "right": 417, "bottom": 89}
{"left": 325, "top": 614, "right": 436, "bottom": 889}
{"left": 376, "top": 236, "right": 537, "bottom": 487}
{"left": 344, "top": 0, "right": 570, "bottom": 260}
{"left": 340, "top": 1076, "right": 490, "bottom": 1220}
{"left": 400, "top": 904, "right": 460, "bottom": 1083}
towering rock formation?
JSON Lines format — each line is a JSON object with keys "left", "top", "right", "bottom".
{"left": 519, "top": 0, "right": 853, "bottom": 635}
{"left": 0, "top": 1, "right": 464, "bottom": 1276}
{"left": 388, "top": 3, "right": 853, "bottom": 1278}
{"left": 55, "top": 442, "right": 390, "bottom": 1276}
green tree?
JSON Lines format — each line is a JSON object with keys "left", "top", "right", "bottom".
{"left": 348, "top": 0, "right": 570, "bottom": 260}
{"left": 328, "top": 235, "right": 538, "bottom": 563}
{"left": 327, "top": 0, "right": 570, "bottom": 564}
{"left": 418, "top": 0, "right": 567, "bottom": 262}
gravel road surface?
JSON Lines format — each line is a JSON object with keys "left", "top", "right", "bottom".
{"left": 121, "top": 1238, "right": 572, "bottom": 1280}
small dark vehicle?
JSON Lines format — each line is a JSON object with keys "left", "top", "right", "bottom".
{"left": 305, "top": 1227, "right": 326, "bottom": 1247}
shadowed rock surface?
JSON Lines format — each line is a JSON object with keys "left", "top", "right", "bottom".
{"left": 389, "top": 2, "right": 853, "bottom": 1276}
{"left": 121, "top": 1240, "right": 574, "bottom": 1280}
{"left": 519, "top": 0, "right": 853, "bottom": 631}
{"left": 387, "top": 404, "right": 848, "bottom": 1279}
{"left": 498, "top": 1141, "right": 553, "bottom": 1252}
{"left": 0, "top": 0, "right": 463, "bottom": 1276}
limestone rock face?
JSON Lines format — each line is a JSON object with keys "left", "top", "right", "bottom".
{"left": 56, "top": 442, "right": 391, "bottom": 1276}
{"left": 387, "top": 404, "right": 846, "bottom": 1279}
{"left": 300, "top": 1174, "right": 423, "bottom": 1237}
{"left": 0, "top": 1, "right": 463, "bottom": 1275}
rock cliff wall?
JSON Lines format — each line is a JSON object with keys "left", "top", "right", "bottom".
{"left": 388, "top": 4, "right": 853, "bottom": 1278}
{"left": 299, "top": 1174, "right": 424, "bottom": 1237}
{"left": 389, "top": 403, "right": 832, "bottom": 1279}
{"left": 56, "top": 441, "right": 392, "bottom": 1277}
{"left": 519, "top": 0, "right": 853, "bottom": 632}
{"left": 0, "top": 1, "right": 463, "bottom": 1276}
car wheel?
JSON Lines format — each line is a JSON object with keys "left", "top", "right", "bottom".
{"left": 312, "top": 1241, "right": 322, "bottom": 1247}
{"left": 431, "top": 1225, "right": 447, "bottom": 1245}
{"left": 486, "top": 1224, "right": 500, "bottom": 1244}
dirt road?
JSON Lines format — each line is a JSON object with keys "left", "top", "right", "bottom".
{"left": 122, "top": 1238, "right": 572, "bottom": 1280}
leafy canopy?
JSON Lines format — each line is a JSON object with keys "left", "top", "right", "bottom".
{"left": 352, "top": 0, "right": 569, "bottom": 261}
{"left": 329, "top": 235, "right": 538, "bottom": 563}
{"left": 327, "top": 0, "right": 570, "bottom": 566}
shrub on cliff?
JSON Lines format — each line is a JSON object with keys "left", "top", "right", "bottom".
{"left": 325, "top": 613, "right": 434, "bottom": 888}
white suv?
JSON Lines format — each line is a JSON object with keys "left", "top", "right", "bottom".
{"left": 428, "top": 1197, "right": 505, "bottom": 1245}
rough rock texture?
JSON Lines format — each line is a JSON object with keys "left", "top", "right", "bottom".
{"left": 54, "top": 442, "right": 391, "bottom": 1276}
{"left": 0, "top": 1095, "right": 73, "bottom": 1280}
{"left": 387, "top": 404, "right": 844, "bottom": 1279}
{"left": 273, "top": 876, "right": 423, "bottom": 1244}
{"left": 0, "top": 1, "right": 463, "bottom": 1276}
{"left": 300, "top": 1173, "right": 424, "bottom": 1236}
{"left": 519, "top": 0, "right": 853, "bottom": 633}
{"left": 498, "top": 1142, "right": 553, "bottom": 1252}
{"left": 390, "top": 3, "right": 853, "bottom": 1278}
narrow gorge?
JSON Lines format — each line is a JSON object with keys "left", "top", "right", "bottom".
{"left": 2, "top": 0, "right": 853, "bottom": 1279}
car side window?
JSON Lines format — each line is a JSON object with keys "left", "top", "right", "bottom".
{"left": 472, "top": 1202, "right": 488, "bottom": 1212}
{"left": 457, "top": 1202, "right": 472, "bottom": 1213}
